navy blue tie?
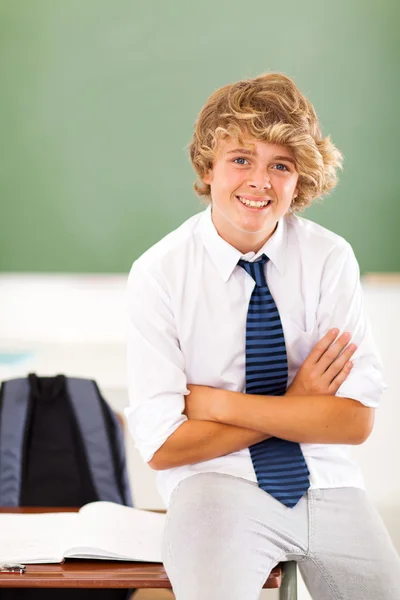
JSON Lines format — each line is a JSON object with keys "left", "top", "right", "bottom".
{"left": 238, "top": 254, "right": 310, "bottom": 508}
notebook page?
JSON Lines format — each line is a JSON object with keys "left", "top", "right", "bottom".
{"left": 0, "top": 512, "right": 78, "bottom": 564}
{"left": 64, "top": 502, "right": 166, "bottom": 562}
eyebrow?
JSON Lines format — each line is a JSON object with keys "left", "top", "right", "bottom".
{"left": 274, "top": 155, "right": 296, "bottom": 164}
{"left": 226, "top": 148, "right": 256, "bottom": 155}
{"left": 226, "top": 148, "right": 296, "bottom": 164}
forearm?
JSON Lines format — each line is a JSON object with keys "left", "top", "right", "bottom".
{"left": 214, "top": 390, "right": 374, "bottom": 445}
{"left": 148, "top": 419, "right": 270, "bottom": 470}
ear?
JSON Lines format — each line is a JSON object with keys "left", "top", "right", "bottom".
{"left": 203, "top": 169, "right": 212, "bottom": 186}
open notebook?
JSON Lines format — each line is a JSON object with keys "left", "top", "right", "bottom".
{"left": 0, "top": 501, "right": 166, "bottom": 564}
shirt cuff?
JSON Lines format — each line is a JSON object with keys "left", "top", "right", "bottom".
{"left": 124, "top": 405, "right": 187, "bottom": 463}
{"left": 335, "top": 369, "right": 388, "bottom": 408}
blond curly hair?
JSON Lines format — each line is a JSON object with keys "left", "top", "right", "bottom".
{"left": 189, "top": 73, "right": 343, "bottom": 212}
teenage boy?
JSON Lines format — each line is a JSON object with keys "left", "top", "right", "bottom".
{"left": 126, "top": 73, "right": 400, "bottom": 599}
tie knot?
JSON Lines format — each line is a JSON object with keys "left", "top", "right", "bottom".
{"left": 238, "top": 254, "right": 269, "bottom": 287}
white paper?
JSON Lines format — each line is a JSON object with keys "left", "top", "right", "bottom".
{"left": 64, "top": 502, "right": 166, "bottom": 562}
{"left": 0, "top": 512, "right": 77, "bottom": 564}
{"left": 0, "top": 503, "right": 166, "bottom": 564}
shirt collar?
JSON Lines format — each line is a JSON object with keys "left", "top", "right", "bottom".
{"left": 199, "top": 205, "right": 287, "bottom": 282}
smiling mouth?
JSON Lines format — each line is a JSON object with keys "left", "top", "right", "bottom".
{"left": 236, "top": 196, "right": 272, "bottom": 210}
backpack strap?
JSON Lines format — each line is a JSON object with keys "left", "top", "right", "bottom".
{"left": 66, "top": 377, "right": 126, "bottom": 505}
{"left": 104, "top": 402, "right": 133, "bottom": 507}
{"left": 0, "top": 378, "right": 30, "bottom": 506}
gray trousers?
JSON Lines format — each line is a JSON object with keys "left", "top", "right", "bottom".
{"left": 162, "top": 473, "right": 400, "bottom": 599}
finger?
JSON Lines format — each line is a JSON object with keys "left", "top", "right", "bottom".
{"left": 324, "top": 342, "right": 357, "bottom": 382}
{"left": 317, "top": 331, "right": 352, "bottom": 372}
{"left": 306, "top": 329, "right": 340, "bottom": 365}
{"left": 328, "top": 360, "right": 353, "bottom": 394}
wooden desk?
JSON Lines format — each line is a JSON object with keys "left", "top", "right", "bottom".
{"left": 0, "top": 508, "right": 284, "bottom": 591}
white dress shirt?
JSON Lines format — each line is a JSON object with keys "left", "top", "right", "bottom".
{"left": 125, "top": 205, "right": 386, "bottom": 507}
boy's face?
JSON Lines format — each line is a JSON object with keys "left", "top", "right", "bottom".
{"left": 203, "top": 137, "right": 299, "bottom": 253}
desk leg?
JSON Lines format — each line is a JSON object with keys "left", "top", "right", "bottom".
{"left": 279, "top": 561, "right": 297, "bottom": 600}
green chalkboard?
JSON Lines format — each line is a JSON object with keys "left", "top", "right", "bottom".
{"left": 0, "top": 0, "right": 399, "bottom": 274}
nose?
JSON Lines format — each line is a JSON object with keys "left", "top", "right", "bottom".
{"left": 247, "top": 168, "right": 271, "bottom": 191}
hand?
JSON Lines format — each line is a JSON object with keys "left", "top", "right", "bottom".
{"left": 286, "top": 329, "right": 357, "bottom": 396}
{"left": 184, "top": 384, "right": 220, "bottom": 421}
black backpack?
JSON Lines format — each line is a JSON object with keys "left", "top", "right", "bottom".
{"left": 0, "top": 374, "right": 134, "bottom": 600}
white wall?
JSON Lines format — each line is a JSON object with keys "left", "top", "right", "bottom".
{"left": 0, "top": 274, "right": 398, "bottom": 599}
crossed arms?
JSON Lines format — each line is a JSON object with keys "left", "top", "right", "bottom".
{"left": 149, "top": 329, "right": 375, "bottom": 470}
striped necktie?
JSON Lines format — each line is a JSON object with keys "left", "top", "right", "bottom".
{"left": 238, "top": 254, "right": 310, "bottom": 508}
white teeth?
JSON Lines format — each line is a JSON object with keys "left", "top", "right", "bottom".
{"left": 238, "top": 196, "right": 270, "bottom": 208}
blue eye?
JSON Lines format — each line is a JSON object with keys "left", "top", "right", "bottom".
{"left": 274, "top": 163, "right": 289, "bottom": 171}
{"left": 233, "top": 157, "right": 248, "bottom": 165}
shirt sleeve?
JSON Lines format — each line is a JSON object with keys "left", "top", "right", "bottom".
{"left": 124, "top": 261, "right": 188, "bottom": 462}
{"left": 316, "top": 242, "right": 387, "bottom": 408}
